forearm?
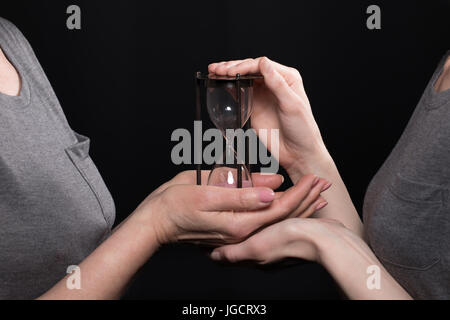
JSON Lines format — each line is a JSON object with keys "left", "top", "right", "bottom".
{"left": 288, "top": 146, "right": 364, "bottom": 237}
{"left": 38, "top": 210, "right": 159, "bottom": 300}
{"left": 314, "top": 225, "right": 412, "bottom": 300}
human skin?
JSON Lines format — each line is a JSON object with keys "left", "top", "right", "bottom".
{"left": 435, "top": 56, "right": 450, "bottom": 93}
{"left": 211, "top": 218, "right": 411, "bottom": 300}
{"left": 0, "top": 47, "right": 332, "bottom": 299}
{"left": 208, "top": 57, "right": 433, "bottom": 299}
{"left": 37, "top": 171, "right": 329, "bottom": 299}
{"left": 209, "top": 57, "right": 364, "bottom": 237}
{"left": 0, "top": 48, "right": 21, "bottom": 96}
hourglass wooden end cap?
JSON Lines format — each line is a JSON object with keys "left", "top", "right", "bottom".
{"left": 196, "top": 72, "right": 263, "bottom": 87}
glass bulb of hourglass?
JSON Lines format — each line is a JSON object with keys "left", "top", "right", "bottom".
{"left": 207, "top": 165, "right": 253, "bottom": 188}
{"left": 206, "top": 81, "right": 254, "bottom": 188}
{"left": 206, "top": 84, "right": 253, "bottom": 134}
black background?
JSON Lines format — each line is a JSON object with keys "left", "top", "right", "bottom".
{"left": 0, "top": 0, "right": 449, "bottom": 299}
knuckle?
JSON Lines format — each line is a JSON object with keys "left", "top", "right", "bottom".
{"left": 237, "top": 190, "right": 252, "bottom": 208}
{"left": 258, "top": 56, "right": 269, "bottom": 68}
{"left": 282, "top": 219, "right": 302, "bottom": 237}
{"left": 247, "top": 240, "right": 263, "bottom": 257}
{"left": 215, "top": 64, "right": 227, "bottom": 73}
{"left": 227, "top": 68, "right": 237, "bottom": 76}
{"left": 283, "top": 224, "right": 299, "bottom": 239}
{"left": 289, "top": 67, "right": 302, "bottom": 80}
{"left": 223, "top": 250, "right": 237, "bottom": 262}
{"left": 230, "top": 226, "right": 246, "bottom": 241}
{"left": 228, "top": 220, "right": 251, "bottom": 242}
{"left": 272, "top": 75, "right": 284, "bottom": 88}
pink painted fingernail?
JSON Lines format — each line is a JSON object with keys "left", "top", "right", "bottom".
{"left": 259, "top": 189, "right": 275, "bottom": 203}
{"left": 321, "top": 182, "right": 332, "bottom": 192}
{"left": 312, "top": 176, "right": 320, "bottom": 187}
{"left": 316, "top": 201, "right": 328, "bottom": 211}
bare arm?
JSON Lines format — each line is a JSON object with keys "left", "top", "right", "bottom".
{"left": 211, "top": 218, "right": 411, "bottom": 300}
{"left": 315, "top": 219, "right": 410, "bottom": 299}
{"left": 38, "top": 171, "right": 327, "bottom": 299}
{"left": 38, "top": 211, "right": 159, "bottom": 299}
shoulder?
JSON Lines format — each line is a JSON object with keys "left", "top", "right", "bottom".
{"left": 0, "top": 17, "right": 33, "bottom": 54}
{"left": 0, "top": 17, "right": 25, "bottom": 42}
{"left": 0, "top": 17, "right": 37, "bottom": 67}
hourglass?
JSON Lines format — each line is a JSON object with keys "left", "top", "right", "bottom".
{"left": 195, "top": 72, "right": 262, "bottom": 188}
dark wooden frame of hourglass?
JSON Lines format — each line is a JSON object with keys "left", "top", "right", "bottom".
{"left": 195, "top": 72, "right": 262, "bottom": 188}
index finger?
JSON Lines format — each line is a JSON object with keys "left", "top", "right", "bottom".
{"left": 235, "top": 174, "right": 319, "bottom": 227}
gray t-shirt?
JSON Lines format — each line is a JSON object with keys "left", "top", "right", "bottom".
{"left": 364, "top": 51, "right": 450, "bottom": 299}
{"left": 0, "top": 17, "right": 115, "bottom": 299}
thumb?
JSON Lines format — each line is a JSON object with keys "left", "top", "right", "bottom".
{"left": 210, "top": 241, "right": 256, "bottom": 263}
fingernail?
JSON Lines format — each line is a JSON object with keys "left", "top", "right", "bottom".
{"left": 280, "top": 175, "right": 285, "bottom": 184}
{"left": 316, "top": 201, "right": 328, "bottom": 211}
{"left": 312, "top": 176, "right": 320, "bottom": 187}
{"left": 259, "top": 189, "right": 275, "bottom": 203}
{"left": 321, "top": 182, "right": 332, "bottom": 192}
{"left": 211, "top": 251, "right": 222, "bottom": 261}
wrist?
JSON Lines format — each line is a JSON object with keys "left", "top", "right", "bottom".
{"left": 282, "top": 219, "right": 336, "bottom": 263}
{"left": 131, "top": 196, "right": 174, "bottom": 248}
{"left": 312, "top": 221, "right": 353, "bottom": 267}
{"left": 286, "top": 145, "right": 335, "bottom": 183}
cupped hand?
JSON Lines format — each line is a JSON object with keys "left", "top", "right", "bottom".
{"left": 209, "top": 57, "right": 327, "bottom": 182}
{"left": 133, "top": 171, "right": 331, "bottom": 247}
{"left": 210, "top": 217, "right": 345, "bottom": 264}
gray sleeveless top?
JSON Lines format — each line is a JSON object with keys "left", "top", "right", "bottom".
{"left": 364, "top": 51, "right": 450, "bottom": 299}
{"left": 0, "top": 18, "right": 115, "bottom": 299}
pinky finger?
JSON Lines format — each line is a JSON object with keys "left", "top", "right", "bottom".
{"left": 298, "top": 197, "right": 328, "bottom": 218}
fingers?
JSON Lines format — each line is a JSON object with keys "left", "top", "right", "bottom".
{"left": 240, "top": 174, "right": 331, "bottom": 229}
{"left": 210, "top": 59, "right": 252, "bottom": 75}
{"left": 258, "top": 59, "right": 302, "bottom": 112}
{"left": 297, "top": 196, "right": 328, "bottom": 219}
{"left": 169, "top": 170, "right": 283, "bottom": 189}
{"left": 210, "top": 240, "right": 256, "bottom": 263}
{"left": 196, "top": 185, "right": 276, "bottom": 212}
{"left": 251, "top": 173, "right": 284, "bottom": 190}
{"left": 240, "top": 174, "right": 318, "bottom": 227}
{"left": 209, "top": 57, "right": 304, "bottom": 95}
{"left": 211, "top": 58, "right": 302, "bottom": 112}
{"left": 287, "top": 178, "right": 330, "bottom": 218}
{"left": 223, "top": 58, "right": 261, "bottom": 76}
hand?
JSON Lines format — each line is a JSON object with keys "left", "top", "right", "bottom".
{"left": 148, "top": 170, "right": 285, "bottom": 198}
{"left": 209, "top": 57, "right": 328, "bottom": 182}
{"left": 210, "top": 217, "right": 345, "bottom": 264}
{"left": 133, "top": 171, "right": 331, "bottom": 247}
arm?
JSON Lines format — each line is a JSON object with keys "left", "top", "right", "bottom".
{"left": 315, "top": 219, "right": 410, "bottom": 299}
{"left": 211, "top": 218, "right": 411, "bottom": 300}
{"left": 209, "top": 57, "right": 363, "bottom": 237}
{"left": 38, "top": 210, "right": 159, "bottom": 299}
{"left": 38, "top": 171, "right": 329, "bottom": 299}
